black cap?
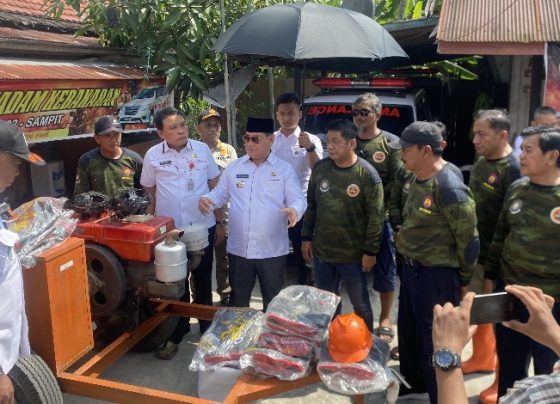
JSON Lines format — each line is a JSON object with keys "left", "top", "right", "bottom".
{"left": 95, "top": 116, "right": 123, "bottom": 135}
{"left": 0, "top": 121, "right": 45, "bottom": 165}
{"left": 246, "top": 117, "right": 274, "bottom": 133}
{"left": 197, "top": 108, "right": 221, "bottom": 124}
{"left": 389, "top": 121, "right": 443, "bottom": 151}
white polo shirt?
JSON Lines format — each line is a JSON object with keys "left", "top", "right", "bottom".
{"left": 0, "top": 221, "right": 30, "bottom": 374}
{"left": 271, "top": 126, "right": 323, "bottom": 195}
{"left": 204, "top": 153, "right": 307, "bottom": 259}
{"left": 141, "top": 139, "right": 220, "bottom": 229}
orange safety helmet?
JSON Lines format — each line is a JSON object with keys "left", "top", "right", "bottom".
{"left": 328, "top": 313, "right": 372, "bottom": 363}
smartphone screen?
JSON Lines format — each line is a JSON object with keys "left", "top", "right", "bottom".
{"left": 469, "top": 292, "right": 523, "bottom": 325}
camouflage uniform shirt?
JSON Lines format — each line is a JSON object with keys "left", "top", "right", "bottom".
{"left": 468, "top": 153, "right": 521, "bottom": 264}
{"left": 301, "top": 157, "right": 385, "bottom": 263}
{"left": 388, "top": 163, "right": 463, "bottom": 227}
{"left": 74, "top": 148, "right": 143, "bottom": 197}
{"left": 357, "top": 131, "right": 402, "bottom": 202}
{"left": 396, "top": 164, "right": 479, "bottom": 286}
{"left": 485, "top": 178, "right": 560, "bottom": 300}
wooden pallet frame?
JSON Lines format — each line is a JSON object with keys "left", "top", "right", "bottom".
{"left": 58, "top": 298, "right": 364, "bottom": 404}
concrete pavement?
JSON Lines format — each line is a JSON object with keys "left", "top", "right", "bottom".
{"left": 63, "top": 262, "right": 494, "bottom": 403}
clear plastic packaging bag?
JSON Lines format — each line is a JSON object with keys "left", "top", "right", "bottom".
{"left": 240, "top": 348, "right": 311, "bottom": 381}
{"left": 189, "top": 308, "right": 264, "bottom": 372}
{"left": 7, "top": 197, "right": 77, "bottom": 268}
{"left": 264, "top": 285, "right": 340, "bottom": 342}
{"left": 257, "top": 332, "right": 315, "bottom": 358}
{"left": 317, "top": 335, "right": 394, "bottom": 395}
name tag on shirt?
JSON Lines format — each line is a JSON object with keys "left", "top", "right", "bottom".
{"left": 159, "top": 160, "right": 172, "bottom": 166}
{"left": 236, "top": 174, "right": 249, "bottom": 178}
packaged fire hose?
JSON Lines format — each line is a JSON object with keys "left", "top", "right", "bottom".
{"left": 317, "top": 313, "right": 393, "bottom": 395}
{"left": 264, "top": 285, "right": 341, "bottom": 342}
{"left": 189, "top": 308, "right": 264, "bottom": 371}
{"left": 240, "top": 286, "right": 340, "bottom": 381}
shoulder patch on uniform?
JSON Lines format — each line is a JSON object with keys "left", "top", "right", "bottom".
{"left": 506, "top": 154, "right": 522, "bottom": 184}
{"left": 381, "top": 131, "right": 399, "bottom": 142}
{"left": 446, "top": 163, "right": 464, "bottom": 182}
{"left": 436, "top": 165, "right": 470, "bottom": 206}
{"left": 356, "top": 157, "right": 382, "bottom": 185}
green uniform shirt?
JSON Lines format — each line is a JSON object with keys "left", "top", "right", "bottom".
{"left": 357, "top": 131, "right": 402, "bottom": 202}
{"left": 485, "top": 178, "right": 560, "bottom": 300}
{"left": 468, "top": 153, "right": 521, "bottom": 264}
{"left": 396, "top": 164, "right": 479, "bottom": 286}
{"left": 302, "top": 157, "right": 385, "bottom": 263}
{"left": 388, "top": 163, "right": 463, "bottom": 227}
{"left": 74, "top": 148, "right": 143, "bottom": 197}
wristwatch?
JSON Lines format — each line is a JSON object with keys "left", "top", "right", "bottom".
{"left": 431, "top": 348, "right": 461, "bottom": 371}
{"left": 305, "top": 144, "right": 316, "bottom": 153}
{"left": 217, "top": 219, "right": 228, "bottom": 226}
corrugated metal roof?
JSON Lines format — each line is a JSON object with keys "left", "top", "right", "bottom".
{"left": 0, "top": 62, "right": 146, "bottom": 80}
{"left": 438, "top": 0, "right": 560, "bottom": 43}
{"left": 0, "top": 0, "right": 80, "bottom": 22}
{"left": 0, "top": 26, "right": 98, "bottom": 47}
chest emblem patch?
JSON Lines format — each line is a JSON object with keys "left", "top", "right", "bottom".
{"left": 346, "top": 184, "right": 360, "bottom": 197}
{"left": 509, "top": 199, "right": 523, "bottom": 214}
{"left": 319, "top": 179, "right": 330, "bottom": 193}
{"left": 373, "top": 151, "right": 386, "bottom": 163}
{"left": 403, "top": 181, "right": 411, "bottom": 193}
{"left": 236, "top": 180, "right": 245, "bottom": 189}
{"left": 422, "top": 196, "right": 433, "bottom": 209}
{"left": 486, "top": 172, "right": 498, "bottom": 185}
{"left": 123, "top": 167, "right": 132, "bottom": 176}
{"left": 550, "top": 207, "right": 560, "bottom": 224}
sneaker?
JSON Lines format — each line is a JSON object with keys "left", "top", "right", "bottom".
{"left": 156, "top": 341, "right": 178, "bottom": 360}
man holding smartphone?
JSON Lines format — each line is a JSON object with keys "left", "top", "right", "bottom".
{"left": 465, "top": 109, "right": 522, "bottom": 401}
{"left": 484, "top": 125, "right": 560, "bottom": 398}
{"left": 389, "top": 121, "right": 479, "bottom": 403}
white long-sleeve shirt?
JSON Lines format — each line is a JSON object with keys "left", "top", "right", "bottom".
{"left": 271, "top": 127, "right": 323, "bottom": 195}
{"left": 0, "top": 221, "right": 30, "bottom": 374}
{"left": 141, "top": 139, "right": 221, "bottom": 229}
{"left": 204, "top": 154, "right": 306, "bottom": 259}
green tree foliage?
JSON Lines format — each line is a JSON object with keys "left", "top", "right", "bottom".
{"left": 44, "top": 0, "right": 443, "bottom": 98}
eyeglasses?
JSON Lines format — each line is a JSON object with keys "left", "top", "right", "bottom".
{"left": 243, "top": 134, "right": 264, "bottom": 144}
{"left": 351, "top": 109, "right": 373, "bottom": 117}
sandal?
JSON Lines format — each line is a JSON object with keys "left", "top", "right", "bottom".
{"left": 374, "top": 326, "right": 394, "bottom": 343}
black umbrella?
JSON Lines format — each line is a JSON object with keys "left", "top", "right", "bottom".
{"left": 213, "top": 2, "right": 408, "bottom": 73}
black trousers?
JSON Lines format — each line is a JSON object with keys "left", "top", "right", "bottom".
{"left": 288, "top": 218, "right": 309, "bottom": 285}
{"left": 397, "top": 261, "right": 460, "bottom": 404}
{"left": 228, "top": 254, "right": 286, "bottom": 312}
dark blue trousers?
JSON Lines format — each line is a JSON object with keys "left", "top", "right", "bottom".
{"left": 372, "top": 219, "right": 397, "bottom": 292}
{"left": 495, "top": 282, "right": 560, "bottom": 397}
{"left": 313, "top": 256, "right": 374, "bottom": 332}
{"left": 397, "top": 262, "right": 460, "bottom": 404}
